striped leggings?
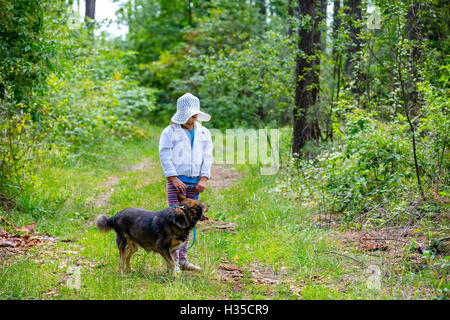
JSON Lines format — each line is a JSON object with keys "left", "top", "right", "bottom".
{"left": 167, "top": 179, "right": 199, "bottom": 264}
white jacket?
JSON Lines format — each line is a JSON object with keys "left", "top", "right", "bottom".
{"left": 159, "top": 122, "right": 213, "bottom": 179}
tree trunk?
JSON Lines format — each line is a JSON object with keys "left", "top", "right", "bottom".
{"left": 188, "top": 1, "right": 193, "bottom": 26}
{"left": 406, "top": 1, "right": 422, "bottom": 116}
{"left": 344, "top": 0, "right": 363, "bottom": 96}
{"left": 292, "top": 0, "right": 318, "bottom": 158}
{"left": 328, "top": 0, "right": 342, "bottom": 141}
{"left": 332, "top": 0, "right": 341, "bottom": 57}
{"left": 85, "top": 0, "right": 95, "bottom": 20}
{"left": 311, "top": 0, "right": 326, "bottom": 105}
{"left": 258, "top": 0, "right": 267, "bottom": 16}
{"left": 85, "top": 0, "right": 95, "bottom": 32}
{"left": 310, "top": 0, "right": 326, "bottom": 141}
{"left": 287, "top": 0, "right": 294, "bottom": 36}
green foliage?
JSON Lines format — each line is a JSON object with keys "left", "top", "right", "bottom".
{"left": 0, "top": 108, "right": 37, "bottom": 192}
{"left": 328, "top": 110, "right": 412, "bottom": 219}
{"left": 0, "top": 1, "right": 156, "bottom": 194}
{"left": 120, "top": 0, "right": 290, "bottom": 129}
{"left": 171, "top": 28, "right": 295, "bottom": 128}
{"left": 415, "top": 72, "right": 450, "bottom": 186}
{"left": 39, "top": 52, "right": 156, "bottom": 154}
{"left": 0, "top": 0, "right": 50, "bottom": 191}
{"left": 278, "top": 103, "right": 448, "bottom": 226}
{"left": 0, "top": 0, "right": 50, "bottom": 103}
{"left": 116, "top": 0, "right": 201, "bottom": 63}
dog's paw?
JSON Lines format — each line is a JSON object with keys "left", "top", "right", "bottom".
{"left": 169, "top": 264, "right": 180, "bottom": 279}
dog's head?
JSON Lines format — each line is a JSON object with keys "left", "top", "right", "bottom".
{"left": 177, "top": 193, "right": 209, "bottom": 224}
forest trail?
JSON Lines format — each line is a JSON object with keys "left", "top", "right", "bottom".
{"left": 91, "top": 158, "right": 242, "bottom": 237}
{"left": 0, "top": 131, "right": 444, "bottom": 300}
{"left": 84, "top": 149, "right": 365, "bottom": 295}
{"left": 92, "top": 161, "right": 243, "bottom": 209}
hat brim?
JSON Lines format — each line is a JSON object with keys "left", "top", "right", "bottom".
{"left": 171, "top": 110, "right": 211, "bottom": 124}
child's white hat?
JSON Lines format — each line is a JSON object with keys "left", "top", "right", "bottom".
{"left": 171, "top": 93, "right": 211, "bottom": 124}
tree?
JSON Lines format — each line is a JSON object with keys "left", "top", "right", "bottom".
{"left": 292, "top": 0, "right": 320, "bottom": 157}
{"left": 310, "top": 0, "right": 327, "bottom": 141}
{"left": 406, "top": 0, "right": 422, "bottom": 116}
{"left": 85, "top": 0, "right": 95, "bottom": 31}
{"left": 395, "top": 2, "right": 426, "bottom": 201}
{"left": 327, "top": 0, "right": 343, "bottom": 141}
{"left": 85, "top": 0, "right": 95, "bottom": 19}
{"left": 287, "top": 0, "right": 294, "bottom": 36}
{"left": 344, "top": 0, "right": 363, "bottom": 96}
{"left": 332, "top": 0, "right": 342, "bottom": 57}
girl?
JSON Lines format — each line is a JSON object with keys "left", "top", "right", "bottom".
{"left": 158, "top": 92, "right": 213, "bottom": 272}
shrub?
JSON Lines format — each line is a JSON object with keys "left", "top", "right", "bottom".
{"left": 277, "top": 105, "right": 447, "bottom": 226}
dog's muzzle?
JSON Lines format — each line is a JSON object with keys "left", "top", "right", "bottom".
{"left": 200, "top": 203, "right": 209, "bottom": 221}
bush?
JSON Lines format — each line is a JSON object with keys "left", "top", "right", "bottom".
{"left": 277, "top": 105, "right": 448, "bottom": 226}
{"left": 170, "top": 28, "right": 295, "bottom": 129}
{"left": 0, "top": 2, "right": 157, "bottom": 195}
{"left": 0, "top": 0, "right": 51, "bottom": 192}
{"left": 39, "top": 54, "right": 157, "bottom": 154}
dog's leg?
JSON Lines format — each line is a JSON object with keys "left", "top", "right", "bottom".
{"left": 160, "top": 248, "right": 177, "bottom": 279}
{"left": 119, "top": 249, "right": 126, "bottom": 274}
{"left": 125, "top": 241, "right": 138, "bottom": 272}
{"left": 116, "top": 233, "right": 127, "bottom": 274}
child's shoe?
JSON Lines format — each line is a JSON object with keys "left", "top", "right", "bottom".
{"left": 180, "top": 261, "right": 201, "bottom": 271}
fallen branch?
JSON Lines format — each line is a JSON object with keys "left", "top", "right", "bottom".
{"left": 0, "top": 216, "right": 36, "bottom": 234}
{"left": 316, "top": 250, "right": 364, "bottom": 266}
{"left": 0, "top": 215, "right": 18, "bottom": 229}
{"left": 360, "top": 237, "right": 409, "bottom": 244}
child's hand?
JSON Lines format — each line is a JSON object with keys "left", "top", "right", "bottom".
{"left": 168, "top": 176, "right": 186, "bottom": 193}
{"left": 195, "top": 177, "right": 208, "bottom": 193}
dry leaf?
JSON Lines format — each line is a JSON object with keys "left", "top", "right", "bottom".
{"left": 0, "top": 239, "right": 18, "bottom": 247}
{"left": 16, "top": 222, "right": 36, "bottom": 234}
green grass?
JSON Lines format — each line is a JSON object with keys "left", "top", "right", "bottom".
{"left": 0, "top": 123, "right": 444, "bottom": 300}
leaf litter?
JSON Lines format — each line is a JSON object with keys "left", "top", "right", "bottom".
{"left": 0, "top": 216, "right": 58, "bottom": 261}
{"left": 0, "top": 215, "right": 103, "bottom": 298}
{"left": 216, "top": 259, "right": 335, "bottom": 298}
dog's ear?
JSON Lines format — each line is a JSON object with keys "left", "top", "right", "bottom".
{"left": 184, "top": 204, "right": 204, "bottom": 223}
{"left": 177, "top": 193, "right": 187, "bottom": 202}
{"left": 172, "top": 208, "right": 190, "bottom": 229}
{"left": 201, "top": 202, "right": 209, "bottom": 213}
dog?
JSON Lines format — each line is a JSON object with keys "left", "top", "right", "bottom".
{"left": 96, "top": 193, "right": 209, "bottom": 277}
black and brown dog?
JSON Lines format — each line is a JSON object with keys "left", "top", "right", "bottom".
{"left": 96, "top": 193, "right": 209, "bottom": 277}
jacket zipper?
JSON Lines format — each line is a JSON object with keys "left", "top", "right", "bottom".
{"left": 190, "top": 123, "right": 196, "bottom": 177}
{"left": 179, "top": 123, "right": 197, "bottom": 177}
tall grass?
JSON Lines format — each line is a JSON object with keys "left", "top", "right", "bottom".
{"left": 0, "top": 124, "right": 442, "bottom": 300}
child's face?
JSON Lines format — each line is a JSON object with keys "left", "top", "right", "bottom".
{"left": 184, "top": 114, "right": 198, "bottom": 125}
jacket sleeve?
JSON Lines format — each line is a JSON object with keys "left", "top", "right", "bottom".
{"left": 199, "top": 129, "right": 213, "bottom": 179}
{"left": 159, "top": 127, "right": 178, "bottom": 178}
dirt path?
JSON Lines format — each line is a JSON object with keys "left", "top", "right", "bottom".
{"left": 89, "top": 159, "right": 242, "bottom": 237}
{"left": 208, "top": 164, "right": 242, "bottom": 189}
{"left": 0, "top": 156, "right": 251, "bottom": 297}
{"left": 92, "top": 161, "right": 242, "bottom": 209}
{"left": 92, "top": 157, "right": 156, "bottom": 209}
{"left": 93, "top": 175, "right": 120, "bottom": 209}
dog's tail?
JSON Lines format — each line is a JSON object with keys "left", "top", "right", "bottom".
{"left": 96, "top": 214, "right": 114, "bottom": 233}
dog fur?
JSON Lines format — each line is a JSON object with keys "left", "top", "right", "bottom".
{"left": 96, "top": 193, "right": 209, "bottom": 277}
